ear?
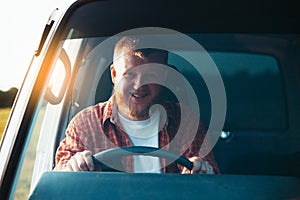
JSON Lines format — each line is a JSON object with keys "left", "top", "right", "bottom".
{"left": 110, "top": 64, "right": 116, "bottom": 84}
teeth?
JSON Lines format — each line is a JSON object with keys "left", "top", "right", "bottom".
{"left": 132, "top": 93, "right": 147, "bottom": 98}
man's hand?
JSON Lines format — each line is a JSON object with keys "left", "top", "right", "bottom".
{"left": 64, "top": 150, "right": 94, "bottom": 171}
{"left": 181, "top": 156, "right": 215, "bottom": 174}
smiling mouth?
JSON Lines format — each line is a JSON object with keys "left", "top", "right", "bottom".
{"left": 130, "top": 91, "right": 150, "bottom": 100}
{"left": 132, "top": 93, "right": 148, "bottom": 98}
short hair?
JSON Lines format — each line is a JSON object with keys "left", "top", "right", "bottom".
{"left": 113, "top": 36, "right": 168, "bottom": 64}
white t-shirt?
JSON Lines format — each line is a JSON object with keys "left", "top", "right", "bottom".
{"left": 118, "top": 110, "right": 162, "bottom": 173}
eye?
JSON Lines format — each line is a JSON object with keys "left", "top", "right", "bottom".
{"left": 143, "top": 72, "right": 159, "bottom": 82}
{"left": 123, "top": 71, "right": 135, "bottom": 79}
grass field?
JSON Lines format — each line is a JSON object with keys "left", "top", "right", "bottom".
{"left": 0, "top": 107, "right": 11, "bottom": 140}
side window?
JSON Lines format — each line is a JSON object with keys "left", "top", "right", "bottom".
{"left": 11, "top": 37, "right": 85, "bottom": 199}
{"left": 12, "top": 49, "right": 71, "bottom": 199}
{"left": 14, "top": 101, "right": 47, "bottom": 199}
{"left": 211, "top": 52, "right": 287, "bottom": 131}
{"left": 13, "top": 57, "right": 67, "bottom": 198}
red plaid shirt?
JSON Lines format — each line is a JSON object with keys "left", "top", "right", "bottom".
{"left": 55, "top": 96, "right": 220, "bottom": 173}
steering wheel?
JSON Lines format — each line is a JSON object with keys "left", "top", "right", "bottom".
{"left": 93, "top": 146, "right": 193, "bottom": 172}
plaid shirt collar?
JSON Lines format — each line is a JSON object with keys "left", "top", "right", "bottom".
{"left": 102, "top": 95, "right": 119, "bottom": 125}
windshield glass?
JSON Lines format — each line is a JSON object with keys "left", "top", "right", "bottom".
{"left": 41, "top": 0, "right": 300, "bottom": 176}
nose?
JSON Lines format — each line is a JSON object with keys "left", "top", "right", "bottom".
{"left": 133, "top": 74, "right": 144, "bottom": 90}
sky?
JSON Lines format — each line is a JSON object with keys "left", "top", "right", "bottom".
{"left": 0, "top": 0, "right": 73, "bottom": 91}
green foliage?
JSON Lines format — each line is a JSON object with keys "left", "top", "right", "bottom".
{"left": 0, "top": 87, "right": 18, "bottom": 108}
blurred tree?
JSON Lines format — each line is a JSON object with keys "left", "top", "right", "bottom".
{"left": 0, "top": 87, "right": 18, "bottom": 108}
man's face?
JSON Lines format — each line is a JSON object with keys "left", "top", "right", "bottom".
{"left": 111, "top": 51, "right": 166, "bottom": 120}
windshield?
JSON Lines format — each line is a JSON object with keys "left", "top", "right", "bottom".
{"left": 38, "top": 0, "right": 300, "bottom": 176}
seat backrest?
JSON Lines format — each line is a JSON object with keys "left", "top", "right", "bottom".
{"left": 95, "top": 66, "right": 113, "bottom": 103}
